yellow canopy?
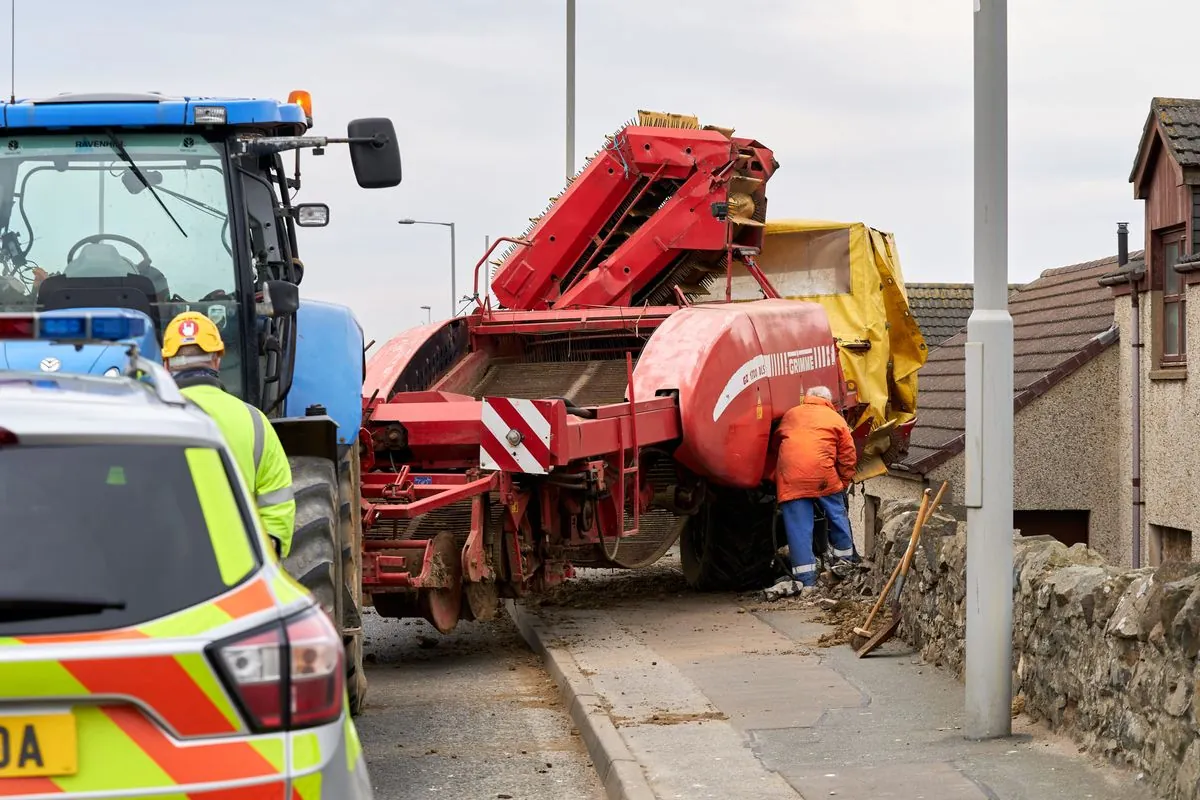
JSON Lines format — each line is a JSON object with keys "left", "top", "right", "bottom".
{"left": 727, "top": 219, "right": 928, "bottom": 476}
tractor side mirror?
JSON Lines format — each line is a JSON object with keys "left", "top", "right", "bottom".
{"left": 258, "top": 280, "right": 300, "bottom": 319}
{"left": 347, "top": 118, "right": 402, "bottom": 189}
{"left": 292, "top": 203, "right": 330, "bottom": 228}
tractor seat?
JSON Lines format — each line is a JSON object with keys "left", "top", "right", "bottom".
{"left": 62, "top": 243, "right": 171, "bottom": 300}
{"left": 36, "top": 273, "right": 164, "bottom": 340}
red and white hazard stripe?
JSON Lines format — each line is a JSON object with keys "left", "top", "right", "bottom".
{"left": 480, "top": 397, "right": 554, "bottom": 474}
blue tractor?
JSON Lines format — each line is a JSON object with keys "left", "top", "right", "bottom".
{"left": 0, "top": 91, "right": 402, "bottom": 713}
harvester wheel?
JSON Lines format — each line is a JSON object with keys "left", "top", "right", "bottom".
{"left": 463, "top": 580, "right": 500, "bottom": 622}
{"left": 680, "top": 486, "right": 778, "bottom": 592}
{"left": 419, "top": 532, "right": 463, "bottom": 634}
{"left": 337, "top": 449, "right": 367, "bottom": 716}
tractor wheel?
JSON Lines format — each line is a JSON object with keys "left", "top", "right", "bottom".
{"left": 284, "top": 456, "right": 370, "bottom": 711}
{"left": 336, "top": 449, "right": 367, "bottom": 716}
{"left": 680, "top": 486, "right": 779, "bottom": 592}
{"left": 284, "top": 457, "right": 341, "bottom": 622}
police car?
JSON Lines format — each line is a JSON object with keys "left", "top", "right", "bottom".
{"left": 0, "top": 311, "right": 372, "bottom": 799}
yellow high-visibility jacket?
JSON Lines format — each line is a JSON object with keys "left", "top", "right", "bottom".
{"left": 181, "top": 382, "right": 295, "bottom": 557}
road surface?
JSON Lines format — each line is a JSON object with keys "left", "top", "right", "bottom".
{"left": 355, "top": 607, "right": 606, "bottom": 800}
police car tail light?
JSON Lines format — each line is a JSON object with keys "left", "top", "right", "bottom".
{"left": 286, "top": 606, "right": 345, "bottom": 728}
{"left": 215, "top": 622, "right": 287, "bottom": 731}
{"left": 210, "top": 606, "right": 343, "bottom": 732}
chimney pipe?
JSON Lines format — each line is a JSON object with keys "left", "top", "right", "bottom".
{"left": 1118, "top": 222, "right": 1129, "bottom": 267}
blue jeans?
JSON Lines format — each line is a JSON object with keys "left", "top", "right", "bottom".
{"left": 780, "top": 492, "right": 856, "bottom": 586}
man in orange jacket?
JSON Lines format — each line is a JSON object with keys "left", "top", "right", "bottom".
{"left": 767, "top": 385, "right": 859, "bottom": 598}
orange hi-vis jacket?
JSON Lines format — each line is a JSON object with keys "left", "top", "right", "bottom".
{"left": 774, "top": 395, "right": 859, "bottom": 503}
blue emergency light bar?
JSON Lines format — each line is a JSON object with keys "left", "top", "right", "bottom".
{"left": 0, "top": 311, "right": 148, "bottom": 343}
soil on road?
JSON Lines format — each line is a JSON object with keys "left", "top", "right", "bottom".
{"left": 355, "top": 607, "right": 606, "bottom": 800}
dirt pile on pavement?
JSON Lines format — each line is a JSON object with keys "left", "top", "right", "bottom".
{"left": 811, "top": 565, "right": 890, "bottom": 647}
{"left": 735, "top": 563, "right": 894, "bottom": 648}
{"left": 533, "top": 559, "right": 689, "bottom": 609}
{"left": 815, "top": 598, "right": 894, "bottom": 648}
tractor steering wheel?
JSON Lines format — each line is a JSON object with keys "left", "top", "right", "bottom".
{"left": 66, "top": 233, "right": 153, "bottom": 271}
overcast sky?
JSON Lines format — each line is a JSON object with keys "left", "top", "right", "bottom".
{"left": 6, "top": 0, "right": 1192, "bottom": 343}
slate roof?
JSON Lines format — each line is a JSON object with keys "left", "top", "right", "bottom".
{"left": 906, "top": 283, "right": 1022, "bottom": 348}
{"left": 1130, "top": 97, "right": 1200, "bottom": 183}
{"left": 896, "top": 254, "right": 1126, "bottom": 475}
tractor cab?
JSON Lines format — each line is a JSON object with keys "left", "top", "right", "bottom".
{"left": 0, "top": 91, "right": 401, "bottom": 412}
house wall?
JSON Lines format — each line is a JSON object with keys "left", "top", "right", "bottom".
{"left": 854, "top": 350, "right": 1124, "bottom": 564}
{"left": 1116, "top": 294, "right": 1200, "bottom": 562}
{"left": 1145, "top": 144, "right": 1190, "bottom": 250}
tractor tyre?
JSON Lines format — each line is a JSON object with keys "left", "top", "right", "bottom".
{"left": 336, "top": 448, "right": 368, "bottom": 716}
{"left": 680, "top": 486, "right": 779, "bottom": 592}
{"left": 282, "top": 456, "right": 345, "bottom": 689}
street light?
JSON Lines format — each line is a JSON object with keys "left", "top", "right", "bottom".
{"left": 965, "top": 0, "right": 1014, "bottom": 741}
{"left": 420, "top": 305, "right": 431, "bottom": 325}
{"left": 566, "top": 0, "right": 576, "bottom": 182}
{"left": 398, "top": 219, "right": 457, "bottom": 317}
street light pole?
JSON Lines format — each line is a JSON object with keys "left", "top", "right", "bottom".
{"left": 420, "top": 305, "right": 431, "bottom": 325}
{"left": 964, "top": 0, "right": 1014, "bottom": 741}
{"left": 566, "top": 0, "right": 576, "bottom": 182}
{"left": 398, "top": 219, "right": 457, "bottom": 317}
{"left": 449, "top": 221, "right": 457, "bottom": 314}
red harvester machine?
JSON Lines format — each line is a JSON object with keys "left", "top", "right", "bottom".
{"left": 357, "top": 111, "right": 917, "bottom": 633}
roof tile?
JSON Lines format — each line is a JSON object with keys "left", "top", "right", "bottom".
{"left": 1130, "top": 97, "right": 1200, "bottom": 183}
{"left": 905, "top": 283, "right": 1021, "bottom": 347}
{"left": 1153, "top": 98, "right": 1200, "bottom": 169}
{"left": 896, "top": 254, "right": 1120, "bottom": 474}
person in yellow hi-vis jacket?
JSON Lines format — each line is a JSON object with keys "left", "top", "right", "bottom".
{"left": 161, "top": 311, "right": 295, "bottom": 558}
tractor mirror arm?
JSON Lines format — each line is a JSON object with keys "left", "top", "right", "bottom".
{"left": 236, "top": 118, "right": 401, "bottom": 189}
{"left": 234, "top": 134, "right": 390, "bottom": 158}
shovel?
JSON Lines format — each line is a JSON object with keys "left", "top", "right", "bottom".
{"left": 854, "top": 481, "right": 947, "bottom": 658}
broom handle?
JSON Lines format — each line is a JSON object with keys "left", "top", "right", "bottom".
{"left": 887, "top": 481, "right": 951, "bottom": 607}
{"left": 861, "top": 489, "right": 930, "bottom": 630}
{"left": 897, "top": 481, "right": 948, "bottom": 580}
{"left": 862, "top": 552, "right": 905, "bottom": 631}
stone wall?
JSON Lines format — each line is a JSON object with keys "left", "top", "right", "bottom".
{"left": 871, "top": 498, "right": 1200, "bottom": 800}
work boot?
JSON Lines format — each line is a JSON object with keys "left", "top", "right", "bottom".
{"left": 828, "top": 558, "right": 857, "bottom": 580}
{"left": 762, "top": 576, "right": 801, "bottom": 602}
{"left": 797, "top": 585, "right": 822, "bottom": 600}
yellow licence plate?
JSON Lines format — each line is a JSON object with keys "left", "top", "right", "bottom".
{"left": 0, "top": 713, "right": 77, "bottom": 778}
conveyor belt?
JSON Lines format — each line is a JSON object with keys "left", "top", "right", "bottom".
{"left": 466, "top": 359, "right": 631, "bottom": 407}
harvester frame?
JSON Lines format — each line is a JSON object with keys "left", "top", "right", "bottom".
{"left": 357, "top": 110, "right": 922, "bottom": 634}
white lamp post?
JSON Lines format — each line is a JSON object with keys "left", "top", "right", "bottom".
{"left": 398, "top": 219, "right": 457, "bottom": 317}
{"left": 964, "top": 0, "right": 1014, "bottom": 741}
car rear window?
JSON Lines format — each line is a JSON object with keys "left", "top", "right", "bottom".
{"left": 0, "top": 442, "right": 263, "bottom": 636}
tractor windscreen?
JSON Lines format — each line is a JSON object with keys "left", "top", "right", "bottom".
{"left": 0, "top": 132, "right": 246, "bottom": 396}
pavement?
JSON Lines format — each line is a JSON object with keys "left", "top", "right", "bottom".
{"left": 512, "top": 552, "right": 1162, "bottom": 800}
{"left": 356, "top": 607, "right": 606, "bottom": 799}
